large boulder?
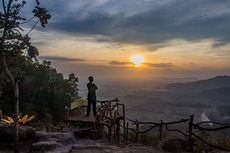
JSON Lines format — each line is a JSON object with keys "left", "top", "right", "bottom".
{"left": 0, "top": 124, "right": 36, "bottom": 143}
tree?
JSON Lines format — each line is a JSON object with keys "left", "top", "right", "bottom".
{"left": 28, "top": 45, "right": 39, "bottom": 61}
{"left": 0, "top": 0, "right": 50, "bottom": 152}
{"left": 66, "top": 73, "right": 79, "bottom": 104}
{"left": 18, "top": 60, "right": 79, "bottom": 121}
{"left": 1, "top": 58, "right": 79, "bottom": 128}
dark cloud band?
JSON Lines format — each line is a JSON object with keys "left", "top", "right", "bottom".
{"left": 110, "top": 61, "right": 132, "bottom": 66}
{"left": 38, "top": 56, "right": 86, "bottom": 62}
{"left": 146, "top": 63, "right": 174, "bottom": 68}
{"left": 46, "top": 0, "right": 230, "bottom": 48}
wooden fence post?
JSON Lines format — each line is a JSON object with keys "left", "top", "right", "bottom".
{"left": 125, "top": 122, "right": 129, "bottom": 144}
{"left": 109, "top": 101, "right": 112, "bottom": 117}
{"left": 116, "top": 118, "right": 120, "bottom": 143}
{"left": 108, "top": 123, "right": 112, "bottom": 142}
{"left": 187, "top": 115, "right": 194, "bottom": 150}
{"left": 158, "top": 120, "right": 163, "bottom": 141}
{"left": 134, "top": 121, "right": 139, "bottom": 143}
{"left": 96, "top": 116, "right": 102, "bottom": 138}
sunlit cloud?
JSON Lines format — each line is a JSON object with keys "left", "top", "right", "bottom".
{"left": 13, "top": 0, "right": 230, "bottom": 79}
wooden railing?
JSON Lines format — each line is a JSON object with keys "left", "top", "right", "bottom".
{"left": 125, "top": 115, "right": 230, "bottom": 151}
{"left": 96, "top": 98, "right": 126, "bottom": 143}
{"left": 66, "top": 99, "right": 230, "bottom": 151}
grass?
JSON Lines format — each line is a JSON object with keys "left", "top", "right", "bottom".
{"left": 191, "top": 131, "right": 230, "bottom": 153}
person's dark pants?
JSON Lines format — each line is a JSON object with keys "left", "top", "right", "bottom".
{"left": 86, "top": 99, "right": 96, "bottom": 116}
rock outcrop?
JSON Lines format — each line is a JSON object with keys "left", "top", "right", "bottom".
{"left": 0, "top": 125, "right": 36, "bottom": 143}
{"left": 30, "top": 132, "right": 75, "bottom": 153}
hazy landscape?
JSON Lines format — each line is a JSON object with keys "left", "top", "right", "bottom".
{"left": 79, "top": 76, "right": 230, "bottom": 123}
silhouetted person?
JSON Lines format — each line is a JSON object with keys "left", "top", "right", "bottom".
{"left": 86, "top": 76, "right": 98, "bottom": 117}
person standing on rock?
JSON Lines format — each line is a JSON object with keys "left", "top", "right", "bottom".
{"left": 86, "top": 76, "right": 98, "bottom": 117}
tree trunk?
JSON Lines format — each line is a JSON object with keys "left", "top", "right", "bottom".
{"left": 14, "top": 80, "right": 20, "bottom": 153}
{"left": 0, "top": 55, "right": 20, "bottom": 153}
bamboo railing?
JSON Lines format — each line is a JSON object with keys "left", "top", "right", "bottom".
{"left": 66, "top": 99, "right": 230, "bottom": 151}
{"left": 125, "top": 115, "right": 230, "bottom": 151}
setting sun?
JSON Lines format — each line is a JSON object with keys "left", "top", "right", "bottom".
{"left": 131, "top": 54, "right": 145, "bottom": 67}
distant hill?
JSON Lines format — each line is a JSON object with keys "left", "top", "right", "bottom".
{"left": 166, "top": 76, "right": 230, "bottom": 92}
{"left": 201, "top": 86, "right": 230, "bottom": 102}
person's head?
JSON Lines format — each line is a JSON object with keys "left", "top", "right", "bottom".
{"left": 88, "top": 76, "right": 94, "bottom": 82}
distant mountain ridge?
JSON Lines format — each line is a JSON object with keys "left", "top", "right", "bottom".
{"left": 166, "top": 76, "right": 230, "bottom": 92}
{"left": 201, "top": 86, "right": 230, "bottom": 101}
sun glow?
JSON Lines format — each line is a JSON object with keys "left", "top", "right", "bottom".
{"left": 131, "top": 54, "right": 145, "bottom": 67}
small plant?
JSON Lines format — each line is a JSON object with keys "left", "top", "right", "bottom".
{"left": 1, "top": 116, "right": 14, "bottom": 124}
{"left": 18, "top": 115, "right": 35, "bottom": 125}
{"left": 1, "top": 114, "right": 35, "bottom": 125}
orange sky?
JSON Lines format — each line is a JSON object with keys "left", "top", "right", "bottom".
{"left": 31, "top": 31, "right": 230, "bottom": 80}
{"left": 23, "top": 0, "right": 230, "bottom": 80}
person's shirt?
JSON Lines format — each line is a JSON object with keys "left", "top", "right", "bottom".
{"left": 87, "top": 82, "right": 98, "bottom": 100}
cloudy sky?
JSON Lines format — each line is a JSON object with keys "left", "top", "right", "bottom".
{"left": 14, "top": 0, "right": 230, "bottom": 80}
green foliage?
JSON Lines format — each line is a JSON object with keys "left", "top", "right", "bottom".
{"left": 33, "top": 6, "right": 51, "bottom": 27}
{"left": 0, "top": 0, "right": 51, "bottom": 151}
{"left": 71, "top": 98, "right": 87, "bottom": 110}
{"left": 193, "top": 131, "right": 210, "bottom": 153}
{"left": 0, "top": 57, "right": 79, "bottom": 122}
{"left": 28, "top": 45, "right": 39, "bottom": 61}
{"left": 139, "top": 133, "right": 156, "bottom": 145}
{"left": 192, "top": 131, "right": 230, "bottom": 153}
{"left": 0, "top": 0, "right": 51, "bottom": 117}
{"left": 0, "top": 0, "right": 51, "bottom": 55}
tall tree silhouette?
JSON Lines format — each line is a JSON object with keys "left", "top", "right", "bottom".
{"left": 0, "top": 0, "right": 50, "bottom": 152}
